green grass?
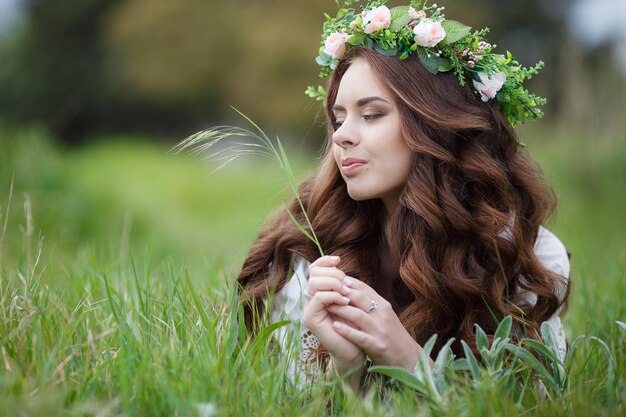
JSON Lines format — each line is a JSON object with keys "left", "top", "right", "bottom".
{"left": 0, "top": 126, "right": 624, "bottom": 416}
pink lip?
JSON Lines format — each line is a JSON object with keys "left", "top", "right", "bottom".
{"left": 341, "top": 158, "right": 367, "bottom": 175}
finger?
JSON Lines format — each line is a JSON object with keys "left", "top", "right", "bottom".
{"left": 326, "top": 304, "right": 373, "bottom": 329}
{"left": 308, "top": 291, "right": 350, "bottom": 312}
{"left": 309, "top": 266, "right": 346, "bottom": 282}
{"left": 332, "top": 320, "right": 379, "bottom": 352}
{"left": 309, "top": 255, "right": 341, "bottom": 269}
{"left": 339, "top": 287, "right": 379, "bottom": 312}
{"left": 307, "top": 277, "right": 349, "bottom": 297}
{"left": 340, "top": 277, "right": 382, "bottom": 312}
{"left": 342, "top": 276, "right": 371, "bottom": 291}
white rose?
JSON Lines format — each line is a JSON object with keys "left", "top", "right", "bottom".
{"left": 472, "top": 72, "right": 507, "bottom": 102}
{"left": 413, "top": 19, "right": 446, "bottom": 47}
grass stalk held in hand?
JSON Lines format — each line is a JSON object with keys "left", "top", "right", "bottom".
{"left": 173, "top": 109, "right": 324, "bottom": 256}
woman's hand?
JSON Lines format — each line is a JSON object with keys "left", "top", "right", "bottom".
{"left": 325, "top": 276, "right": 432, "bottom": 371}
{"left": 302, "top": 256, "right": 366, "bottom": 376}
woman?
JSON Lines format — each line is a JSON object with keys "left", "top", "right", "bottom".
{"left": 237, "top": 2, "right": 570, "bottom": 391}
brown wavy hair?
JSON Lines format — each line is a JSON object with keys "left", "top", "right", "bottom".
{"left": 237, "top": 46, "right": 569, "bottom": 359}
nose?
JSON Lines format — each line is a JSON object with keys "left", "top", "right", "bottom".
{"left": 332, "top": 118, "right": 360, "bottom": 149}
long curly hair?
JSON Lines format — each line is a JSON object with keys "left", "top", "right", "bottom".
{"left": 237, "top": 46, "right": 569, "bottom": 358}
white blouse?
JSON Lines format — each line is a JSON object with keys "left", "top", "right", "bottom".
{"left": 270, "top": 226, "right": 570, "bottom": 384}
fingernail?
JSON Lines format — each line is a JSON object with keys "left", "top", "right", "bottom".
{"left": 333, "top": 321, "right": 342, "bottom": 329}
{"left": 343, "top": 277, "right": 353, "bottom": 286}
{"left": 342, "top": 285, "right": 351, "bottom": 294}
{"left": 342, "top": 296, "right": 350, "bottom": 303}
{"left": 330, "top": 255, "right": 340, "bottom": 261}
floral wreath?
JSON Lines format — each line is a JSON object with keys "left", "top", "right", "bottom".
{"left": 305, "top": 0, "right": 546, "bottom": 127}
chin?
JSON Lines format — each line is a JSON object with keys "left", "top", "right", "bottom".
{"left": 345, "top": 185, "right": 376, "bottom": 201}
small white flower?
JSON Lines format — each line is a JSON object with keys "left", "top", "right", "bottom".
{"left": 408, "top": 6, "right": 426, "bottom": 21}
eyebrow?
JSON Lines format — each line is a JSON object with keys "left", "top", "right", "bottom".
{"left": 332, "top": 96, "right": 390, "bottom": 112}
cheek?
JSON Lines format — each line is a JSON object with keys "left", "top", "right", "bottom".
{"left": 387, "top": 138, "right": 412, "bottom": 182}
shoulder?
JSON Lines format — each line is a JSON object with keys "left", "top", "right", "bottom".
{"left": 533, "top": 226, "right": 570, "bottom": 279}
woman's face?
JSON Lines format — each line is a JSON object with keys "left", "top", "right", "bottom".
{"left": 331, "top": 58, "right": 412, "bottom": 209}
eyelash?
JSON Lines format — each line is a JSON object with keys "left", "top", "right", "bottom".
{"left": 333, "top": 113, "right": 383, "bottom": 130}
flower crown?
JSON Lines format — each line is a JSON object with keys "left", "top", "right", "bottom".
{"left": 305, "top": 0, "right": 546, "bottom": 126}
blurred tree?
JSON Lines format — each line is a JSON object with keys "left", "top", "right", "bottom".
{"left": 0, "top": 0, "right": 123, "bottom": 143}
{"left": 0, "top": 0, "right": 623, "bottom": 143}
{"left": 102, "top": 0, "right": 331, "bottom": 136}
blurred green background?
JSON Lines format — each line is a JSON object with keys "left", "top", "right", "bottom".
{"left": 0, "top": 0, "right": 625, "bottom": 332}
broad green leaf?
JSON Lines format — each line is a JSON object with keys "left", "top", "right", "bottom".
{"left": 349, "top": 34, "right": 366, "bottom": 45}
{"left": 438, "top": 57, "right": 453, "bottom": 72}
{"left": 442, "top": 20, "right": 471, "bottom": 44}
{"left": 451, "top": 358, "right": 470, "bottom": 372}
{"left": 475, "top": 323, "right": 489, "bottom": 352}
{"left": 369, "top": 366, "right": 424, "bottom": 391}
{"left": 416, "top": 48, "right": 440, "bottom": 75}
{"left": 494, "top": 316, "right": 513, "bottom": 342}
{"left": 389, "top": 6, "right": 411, "bottom": 32}
{"left": 540, "top": 321, "right": 558, "bottom": 352}
{"left": 523, "top": 339, "right": 559, "bottom": 365}
{"left": 433, "top": 338, "right": 455, "bottom": 393}
{"left": 422, "top": 333, "right": 438, "bottom": 358}
{"left": 506, "top": 344, "right": 558, "bottom": 389}
{"left": 461, "top": 340, "right": 481, "bottom": 380}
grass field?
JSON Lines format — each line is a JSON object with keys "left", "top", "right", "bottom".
{"left": 0, "top": 126, "right": 624, "bottom": 416}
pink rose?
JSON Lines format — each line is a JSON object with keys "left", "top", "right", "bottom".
{"left": 413, "top": 19, "right": 446, "bottom": 47}
{"left": 323, "top": 31, "right": 350, "bottom": 59}
{"left": 472, "top": 72, "right": 507, "bottom": 102}
{"left": 363, "top": 5, "right": 391, "bottom": 34}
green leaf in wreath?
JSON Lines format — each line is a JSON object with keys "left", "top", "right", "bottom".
{"left": 315, "top": 54, "right": 331, "bottom": 66}
{"left": 441, "top": 20, "right": 472, "bottom": 44}
{"left": 349, "top": 34, "right": 366, "bottom": 46}
{"left": 438, "top": 57, "right": 453, "bottom": 72}
{"left": 389, "top": 6, "right": 411, "bottom": 32}
{"left": 416, "top": 48, "right": 441, "bottom": 75}
{"left": 374, "top": 42, "right": 398, "bottom": 56}
{"left": 336, "top": 8, "right": 349, "bottom": 19}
